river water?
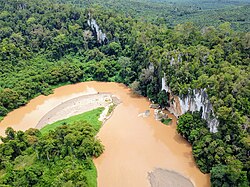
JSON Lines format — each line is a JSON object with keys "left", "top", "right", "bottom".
{"left": 0, "top": 81, "right": 210, "bottom": 187}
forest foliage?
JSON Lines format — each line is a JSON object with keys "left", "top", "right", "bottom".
{"left": 55, "top": 0, "right": 250, "bottom": 31}
{"left": 177, "top": 112, "right": 249, "bottom": 186}
{"left": 0, "top": 0, "right": 249, "bottom": 186}
{"left": 0, "top": 119, "right": 104, "bottom": 186}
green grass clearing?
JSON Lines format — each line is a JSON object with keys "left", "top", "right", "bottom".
{"left": 40, "top": 107, "right": 104, "bottom": 134}
{"left": 84, "top": 159, "right": 98, "bottom": 187}
{"left": 107, "top": 103, "right": 116, "bottom": 116}
{"left": 161, "top": 118, "right": 172, "bottom": 125}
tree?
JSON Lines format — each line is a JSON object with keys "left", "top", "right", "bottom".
{"left": 129, "top": 81, "right": 141, "bottom": 95}
{"left": 105, "top": 42, "right": 121, "bottom": 56}
{"left": 157, "top": 90, "right": 168, "bottom": 108}
{"left": 0, "top": 106, "right": 8, "bottom": 116}
{"left": 5, "top": 127, "right": 16, "bottom": 141}
{"left": 177, "top": 112, "right": 194, "bottom": 140}
{"left": 211, "top": 160, "right": 249, "bottom": 187}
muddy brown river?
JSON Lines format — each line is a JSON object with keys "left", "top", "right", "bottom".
{"left": 0, "top": 82, "right": 210, "bottom": 187}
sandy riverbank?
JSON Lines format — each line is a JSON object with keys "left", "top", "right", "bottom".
{"left": 149, "top": 168, "right": 194, "bottom": 187}
{"left": 36, "top": 93, "right": 117, "bottom": 129}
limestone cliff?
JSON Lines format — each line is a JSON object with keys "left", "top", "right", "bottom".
{"left": 87, "top": 14, "right": 107, "bottom": 43}
{"left": 162, "top": 74, "right": 219, "bottom": 132}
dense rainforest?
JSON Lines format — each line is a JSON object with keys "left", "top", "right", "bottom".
{"left": 0, "top": 118, "right": 104, "bottom": 186}
{"left": 0, "top": 0, "right": 249, "bottom": 186}
{"left": 55, "top": 0, "right": 250, "bottom": 32}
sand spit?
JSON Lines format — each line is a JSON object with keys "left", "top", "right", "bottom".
{"left": 36, "top": 93, "right": 118, "bottom": 129}
{"left": 148, "top": 168, "right": 194, "bottom": 187}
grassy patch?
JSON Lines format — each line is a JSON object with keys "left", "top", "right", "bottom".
{"left": 107, "top": 103, "right": 116, "bottom": 116}
{"left": 161, "top": 118, "right": 172, "bottom": 125}
{"left": 85, "top": 160, "right": 98, "bottom": 187}
{"left": 40, "top": 107, "right": 104, "bottom": 134}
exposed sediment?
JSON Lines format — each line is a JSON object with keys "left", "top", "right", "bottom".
{"left": 149, "top": 168, "right": 194, "bottom": 187}
{"left": 36, "top": 93, "right": 118, "bottom": 129}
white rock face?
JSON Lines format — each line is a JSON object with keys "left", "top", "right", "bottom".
{"left": 162, "top": 75, "right": 218, "bottom": 132}
{"left": 87, "top": 18, "right": 107, "bottom": 43}
{"left": 170, "top": 57, "right": 175, "bottom": 66}
{"left": 161, "top": 75, "right": 169, "bottom": 92}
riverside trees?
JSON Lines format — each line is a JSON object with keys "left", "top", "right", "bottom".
{"left": 177, "top": 112, "right": 249, "bottom": 186}
{"left": 0, "top": 121, "right": 103, "bottom": 186}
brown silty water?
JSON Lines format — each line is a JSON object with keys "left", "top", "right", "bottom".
{"left": 0, "top": 82, "right": 210, "bottom": 187}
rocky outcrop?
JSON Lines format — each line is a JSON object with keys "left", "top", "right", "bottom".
{"left": 138, "top": 110, "right": 150, "bottom": 118}
{"left": 150, "top": 104, "right": 160, "bottom": 109}
{"left": 87, "top": 14, "right": 107, "bottom": 43}
{"left": 154, "top": 109, "right": 168, "bottom": 121}
{"left": 162, "top": 74, "right": 219, "bottom": 132}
